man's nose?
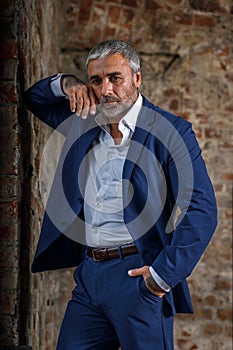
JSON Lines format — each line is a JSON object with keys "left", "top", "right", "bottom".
{"left": 101, "top": 79, "right": 113, "bottom": 96}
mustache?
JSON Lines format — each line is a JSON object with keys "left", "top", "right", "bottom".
{"left": 100, "top": 96, "right": 121, "bottom": 104}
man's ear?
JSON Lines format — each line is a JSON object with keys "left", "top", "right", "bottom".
{"left": 134, "top": 71, "right": 142, "bottom": 88}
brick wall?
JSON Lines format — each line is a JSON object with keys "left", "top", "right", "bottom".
{"left": 0, "top": 0, "right": 232, "bottom": 349}
{"left": 0, "top": 1, "right": 72, "bottom": 349}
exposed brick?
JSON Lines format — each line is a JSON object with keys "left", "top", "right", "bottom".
{"left": 0, "top": 59, "right": 18, "bottom": 81}
{"left": 0, "top": 0, "right": 231, "bottom": 349}
{"left": 0, "top": 314, "right": 19, "bottom": 346}
{"left": 174, "top": 13, "right": 193, "bottom": 25}
{"left": 166, "top": 0, "right": 183, "bottom": 3}
{"left": 0, "top": 269, "right": 18, "bottom": 290}
{"left": 205, "top": 127, "right": 222, "bottom": 138}
{"left": 0, "top": 224, "right": 19, "bottom": 244}
{"left": 169, "top": 98, "right": 179, "bottom": 110}
{"left": 0, "top": 82, "right": 18, "bottom": 104}
{"left": 217, "top": 308, "right": 233, "bottom": 321}
{"left": 189, "top": 0, "right": 220, "bottom": 12}
{"left": 0, "top": 200, "right": 19, "bottom": 224}
{"left": 121, "top": 8, "right": 135, "bottom": 30}
{"left": 215, "top": 277, "right": 232, "bottom": 291}
{"left": 0, "top": 175, "right": 20, "bottom": 200}
{"left": 0, "top": 244, "right": 19, "bottom": 268}
{"left": 0, "top": 290, "right": 18, "bottom": 315}
{"left": 222, "top": 173, "right": 233, "bottom": 181}
{"left": 0, "top": 39, "right": 18, "bottom": 59}
{"left": 104, "top": 26, "right": 116, "bottom": 39}
{"left": 145, "top": 0, "right": 162, "bottom": 9}
{"left": 92, "top": 4, "right": 106, "bottom": 24}
{"left": 194, "top": 14, "right": 216, "bottom": 26}
{"left": 0, "top": 146, "right": 20, "bottom": 175}
{"left": 0, "top": 16, "right": 18, "bottom": 39}
{"left": 0, "top": 105, "right": 18, "bottom": 128}
{"left": 121, "top": 0, "right": 137, "bottom": 7}
{"left": 79, "top": 0, "right": 92, "bottom": 23}
{"left": 108, "top": 5, "right": 121, "bottom": 24}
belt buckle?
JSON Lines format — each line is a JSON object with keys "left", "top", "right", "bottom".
{"left": 92, "top": 248, "right": 106, "bottom": 262}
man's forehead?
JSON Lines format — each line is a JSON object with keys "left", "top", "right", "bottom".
{"left": 87, "top": 54, "right": 130, "bottom": 76}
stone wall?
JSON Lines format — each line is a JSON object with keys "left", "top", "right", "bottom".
{"left": 0, "top": 0, "right": 232, "bottom": 349}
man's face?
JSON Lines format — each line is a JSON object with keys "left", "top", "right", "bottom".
{"left": 88, "top": 54, "right": 141, "bottom": 119}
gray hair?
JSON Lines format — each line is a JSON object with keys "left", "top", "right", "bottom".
{"left": 86, "top": 40, "right": 140, "bottom": 73}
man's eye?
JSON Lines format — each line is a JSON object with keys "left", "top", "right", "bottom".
{"left": 110, "top": 76, "right": 121, "bottom": 82}
{"left": 91, "top": 79, "right": 102, "bottom": 86}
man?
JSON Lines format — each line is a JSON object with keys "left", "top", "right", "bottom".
{"left": 25, "top": 40, "right": 217, "bottom": 350}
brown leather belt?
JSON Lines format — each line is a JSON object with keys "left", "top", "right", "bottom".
{"left": 87, "top": 243, "right": 138, "bottom": 262}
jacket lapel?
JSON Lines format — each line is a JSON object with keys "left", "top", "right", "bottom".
{"left": 123, "top": 97, "right": 155, "bottom": 180}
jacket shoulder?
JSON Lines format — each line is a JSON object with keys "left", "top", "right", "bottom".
{"left": 142, "top": 95, "right": 192, "bottom": 132}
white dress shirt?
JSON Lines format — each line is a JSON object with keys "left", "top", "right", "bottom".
{"left": 50, "top": 75, "right": 170, "bottom": 292}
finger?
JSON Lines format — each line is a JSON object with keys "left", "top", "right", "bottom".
{"left": 76, "top": 94, "right": 84, "bottom": 116}
{"left": 88, "top": 87, "right": 97, "bottom": 115}
{"left": 128, "top": 267, "right": 144, "bottom": 277}
{"left": 67, "top": 86, "right": 79, "bottom": 113}
{"left": 81, "top": 92, "right": 91, "bottom": 119}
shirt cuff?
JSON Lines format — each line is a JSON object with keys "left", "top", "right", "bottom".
{"left": 149, "top": 266, "right": 171, "bottom": 292}
{"left": 50, "top": 74, "right": 66, "bottom": 97}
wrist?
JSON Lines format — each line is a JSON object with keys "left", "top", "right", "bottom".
{"left": 145, "top": 276, "right": 166, "bottom": 297}
{"left": 60, "top": 74, "right": 82, "bottom": 95}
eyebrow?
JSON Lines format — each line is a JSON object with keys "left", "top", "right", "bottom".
{"left": 89, "top": 71, "right": 123, "bottom": 81}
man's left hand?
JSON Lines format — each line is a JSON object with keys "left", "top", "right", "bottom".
{"left": 128, "top": 266, "right": 166, "bottom": 298}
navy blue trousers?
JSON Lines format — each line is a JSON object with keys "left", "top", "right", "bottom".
{"left": 56, "top": 252, "right": 174, "bottom": 350}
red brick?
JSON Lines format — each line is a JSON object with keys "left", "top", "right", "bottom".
{"left": 121, "top": 0, "right": 137, "bottom": 7}
{"left": 194, "top": 14, "right": 216, "bottom": 26}
{"left": 193, "top": 126, "right": 202, "bottom": 139}
{"left": 145, "top": 0, "right": 162, "bottom": 10}
{"left": 0, "top": 127, "right": 21, "bottom": 148}
{"left": 79, "top": 0, "right": 92, "bottom": 23}
{"left": 121, "top": 8, "right": 135, "bottom": 29}
{"left": 89, "top": 26, "right": 103, "bottom": 47}
{"left": 0, "top": 82, "right": 18, "bottom": 103}
{"left": 0, "top": 60, "right": 18, "bottom": 81}
{"left": 222, "top": 173, "right": 233, "bottom": 181}
{"left": 104, "top": 26, "right": 116, "bottom": 39}
{"left": 217, "top": 308, "right": 233, "bottom": 321}
{"left": 174, "top": 13, "right": 193, "bottom": 25}
{"left": 166, "top": 0, "right": 182, "bottom": 3}
{"left": 0, "top": 244, "right": 19, "bottom": 267}
{"left": 189, "top": 0, "right": 220, "bottom": 12}
{"left": 0, "top": 291, "right": 18, "bottom": 315}
{"left": 0, "top": 224, "right": 19, "bottom": 243}
{"left": 0, "top": 175, "right": 20, "bottom": 200}
{"left": 0, "top": 147, "right": 20, "bottom": 175}
{"left": 169, "top": 98, "right": 179, "bottom": 110}
{"left": 92, "top": 4, "right": 106, "bottom": 24}
{"left": 0, "top": 39, "right": 18, "bottom": 59}
{"left": 108, "top": 5, "right": 121, "bottom": 24}
{"left": 0, "top": 105, "right": 18, "bottom": 127}
{"left": 215, "top": 277, "right": 232, "bottom": 291}
{"left": 205, "top": 127, "right": 222, "bottom": 138}
{"left": 0, "top": 269, "right": 18, "bottom": 289}
{"left": 0, "top": 201, "right": 19, "bottom": 224}
{"left": 218, "top": 141, "right": 233, "bottom": 150}
{"left": 196, "top": 113, "right": 213, "bottom": 124}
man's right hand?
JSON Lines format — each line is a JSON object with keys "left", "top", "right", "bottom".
{"left": 61, "top": 75, "right": 98, "bottom": 119}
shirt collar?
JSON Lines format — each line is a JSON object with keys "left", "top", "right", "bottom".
{"left": 95, "top": 94, "right": 143, "bottom": 133}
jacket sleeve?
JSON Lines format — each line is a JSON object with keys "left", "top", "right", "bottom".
{"left": 152, "top": 118, "right": 218, "bottom": 288}
{"left": 24, "top": 74, "right": 73, "bottom": 132}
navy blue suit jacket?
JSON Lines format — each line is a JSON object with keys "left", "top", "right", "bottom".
{"left": 25, "top": 75, "right": 217, "bottom": 316}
